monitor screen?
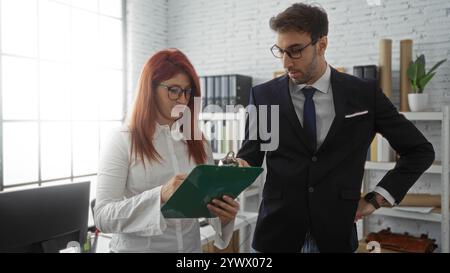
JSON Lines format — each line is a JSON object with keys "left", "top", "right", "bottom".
{"left": 0, "top": 181, "right": 90, "bottom": 253}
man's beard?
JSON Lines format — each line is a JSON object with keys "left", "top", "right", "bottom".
{"left": 289, "top": 50, "right": 318, "bottom": 85}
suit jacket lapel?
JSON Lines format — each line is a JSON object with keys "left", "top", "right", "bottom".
{"left": 316, "top": 67, "right": 348, "bottom": 155}
{"left": 275, "top": 75, "right": 315, "bottom": 153}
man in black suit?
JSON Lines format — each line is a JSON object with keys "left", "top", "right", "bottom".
{"left": 236, "top": 3, "right": 435, "bottom": 252}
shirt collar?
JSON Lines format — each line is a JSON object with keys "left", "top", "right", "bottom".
{"left": 154, "top": 121, "right": 187, "bottom": 143}
{"left": 291, "top": 64, "right": 331, "bottom": 94}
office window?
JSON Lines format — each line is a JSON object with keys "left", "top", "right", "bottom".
{"left": 0, "top": 0, "right": 125, "bottom": 191}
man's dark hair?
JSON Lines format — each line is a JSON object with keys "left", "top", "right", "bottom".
{"left": 270, "top": 3, "right": 328, "bottom": 43}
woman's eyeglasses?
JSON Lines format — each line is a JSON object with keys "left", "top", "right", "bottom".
{"left": 159, "top": 83, "right": 193, "bottom": 101}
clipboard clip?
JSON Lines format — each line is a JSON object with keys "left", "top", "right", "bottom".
{"left": 218, "top": 151, "right": 239, "bottom": 167}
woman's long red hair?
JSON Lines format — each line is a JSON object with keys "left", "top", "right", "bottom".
{"left": 128, "top": 48, "right": 207, "bottom": 166}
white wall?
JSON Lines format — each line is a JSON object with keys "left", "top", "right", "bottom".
{"left": 127, "top": 0, "right": 450, "bottom": 251}
{"left": 126, "top": 0, "right": 168, "bottom": 108}
{"left": 167, "top": 0, "right": 450, "bottom": 104}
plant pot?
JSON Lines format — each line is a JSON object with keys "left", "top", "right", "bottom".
{"left": 408, "top": 93, "right": 429, "bottom": 112}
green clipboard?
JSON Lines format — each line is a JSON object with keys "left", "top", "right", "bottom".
{"left": 161, "top": 164, "right": 263, "bottom": 218}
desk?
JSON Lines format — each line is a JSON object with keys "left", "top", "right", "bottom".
{"left": 94, "top": 211, "right": 258, "bottom": 253}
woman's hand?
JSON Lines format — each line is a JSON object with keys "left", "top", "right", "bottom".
{"left": 207, "top": 195, "right": 240, "bottom": 226}
{"left": 160, "top": 174, "right": 187, "bottom": 203}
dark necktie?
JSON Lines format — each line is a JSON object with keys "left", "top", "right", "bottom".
{"left": 302, "top": 86, "right": 317, "bottom": 151}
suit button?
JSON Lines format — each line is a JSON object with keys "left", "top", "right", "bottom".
{"left": 308, "top": 187, "right": 314, "bottom": 193}
{"left": 311, "top": 156, "right": 318, "bottom": 162}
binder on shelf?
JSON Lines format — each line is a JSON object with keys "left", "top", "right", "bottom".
{"left": 206, "top": 77, "right": 215, "bottom": 109}
{"left": 220, "top": 75, "right": 229, "bottom": 109}
{"left": 353, "top": 65, "right": 378, "bottom": 80}
{"left": 200, "top": 74, "right": 252, "bottom": 109}
{"left": 234, "top": 75, "right": 252, "bottom": 107}
{"left": 214, "top": 76, "right": 222, "bottom": 107}
{"left": 363, "top": 65, "right": 377, "bottom": 80}
{"left": 353, "top": 66, "right": 364, "bottom": 78}
{"left": 229, "top": 75, "right": 237, "bottom": 107}
{"left": 376, "top": 133, "right": 395, "bottom": 162}
{"left": 200, "top": 76, "right": 207, "bottom": 110}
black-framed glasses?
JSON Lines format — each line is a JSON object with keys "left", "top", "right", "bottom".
{"left": 270, "top": 40, "right": 317, "bottom": 59}
{"left": 159, "top": 83, "right": 193, "bottom": 101}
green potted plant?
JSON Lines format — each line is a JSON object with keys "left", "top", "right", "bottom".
{"left": 407, "top": 54, "right": 446, "bottom": 111}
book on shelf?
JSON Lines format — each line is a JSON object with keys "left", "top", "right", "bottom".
{"left": 368, "top": 133, "right": 397, "bottom": 162}
{"left": 202, "top": 119, "right": 239, "bottom": 155}
{"left": 209, "top": 121, "right": 218, "bottom": 153}
{"left": 376, "top": 133, "right": 395, "bottom": 162}
{"left": 369, "top": 136, "right": 377, "bottom": 161}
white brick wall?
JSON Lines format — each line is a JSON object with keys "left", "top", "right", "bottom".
{"left": 126, "top": 0, "right": 168, "bottom": 107}
{"left": 127, "top": 0, "right": 450, "bottom": 251}
{"left": 166, "top": 0, "right": 450, "bottom": 104}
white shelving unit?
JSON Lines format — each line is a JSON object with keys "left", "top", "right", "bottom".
{"left": 365, "top": 161, "right": 443, "bottom": 174}
{"left": 373, "top": 207, "right": 442, "bottom": 222}
{"left": 200, "top": 109, "right": 246, "bottom": 158}
{"left": 362, "top": 106, "right": 450, "bottom": 252}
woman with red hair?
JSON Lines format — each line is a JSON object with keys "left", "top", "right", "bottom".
{"left": 94, "top": 49, "right": 239, "bottom": 253}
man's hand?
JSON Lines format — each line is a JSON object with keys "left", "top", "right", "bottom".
{"left": 236, "top": 158, "right": 250, "bottom": 167}
{"left": 207, "top": 195, "right": 240, "bottom": 226}
{"left": 354, "top": 199, "right": 376, "bottom": 222}
{"left": 354, "top": 193, "right": 388, "bottom": 222}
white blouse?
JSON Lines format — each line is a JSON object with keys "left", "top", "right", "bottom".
{"left": 94, "top": 123, "right": 235, "bottom": 253}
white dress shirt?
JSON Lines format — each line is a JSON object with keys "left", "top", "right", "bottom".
{"left": 289, "top": 64, "right": 335, "bottom": 149}
{"left": 289, "top": 65, "right": 395, "bottom": 206}
{"left": 94, "top": 123, "right": 235, "bottom": 253}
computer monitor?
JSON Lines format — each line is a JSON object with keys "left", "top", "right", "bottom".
{"left": 0, "top": 181, "right": 90, "bottom": 253}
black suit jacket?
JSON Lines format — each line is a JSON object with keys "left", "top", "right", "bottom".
{"left": 237, "top": 68, "right": 435, "bottom": 252}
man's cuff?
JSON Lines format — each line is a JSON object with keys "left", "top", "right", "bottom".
{"left": 373, "top": 186, "right": 396, "bottom": 206}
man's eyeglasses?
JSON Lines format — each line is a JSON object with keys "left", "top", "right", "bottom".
{"left": 270, "top": 40, "right": 317, "bottom": 59}
{"left": 159, "top": 83, "right": 193, "bottom": 101}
